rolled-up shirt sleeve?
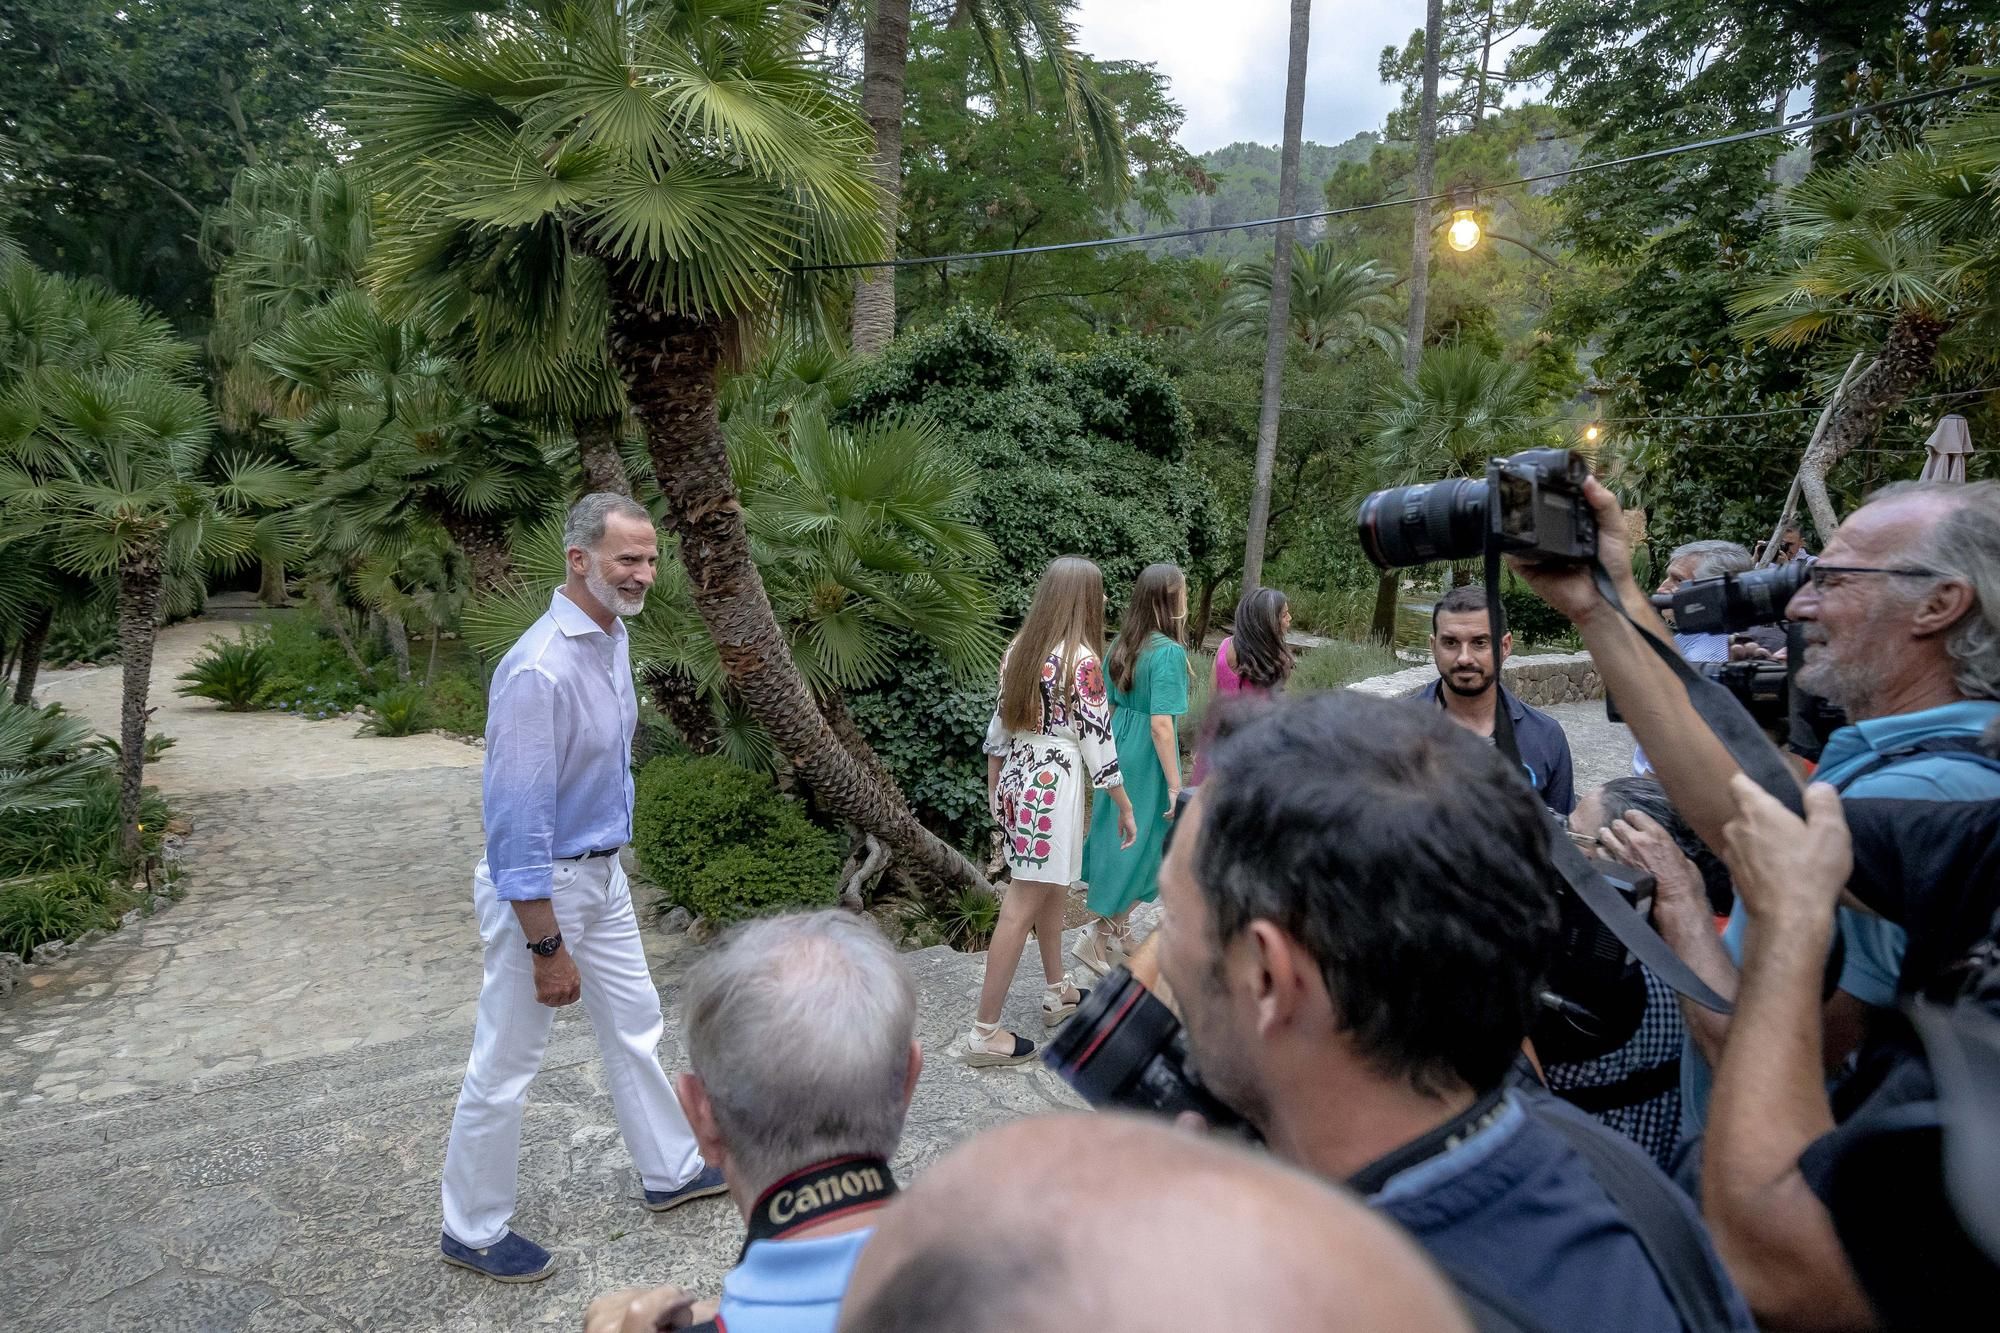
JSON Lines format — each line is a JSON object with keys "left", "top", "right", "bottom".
{"left": 484, "top": 666, "right": 560, "bottom": 902}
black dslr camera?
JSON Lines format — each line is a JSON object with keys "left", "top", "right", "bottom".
{"left": 1358, "top": 448, "right": 1598, "bottom": 570}
{"left": 1645, "top": 562, "right": 1846, "bottom": 756}
{"left": 1043, "top": 967, "right": 1251, "bottom": 1135}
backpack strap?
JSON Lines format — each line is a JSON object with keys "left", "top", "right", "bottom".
{"left": 1529, "top": 1099, "right": 1741, "bottom": 1333}
{"left": 1834, "top": 735, "right": 2000, "bottom": 790}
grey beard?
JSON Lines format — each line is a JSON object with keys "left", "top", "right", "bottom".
{"left": 586, "top": 566, "right": 646, "bottom": 618}
{"left": 1795, "top": 655, "right": 1873, "bottom": 716}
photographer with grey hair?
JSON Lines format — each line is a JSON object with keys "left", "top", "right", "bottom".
{"left": 585, "top": 910, "right": 922, "bottom": 1333}
{"left": 1657, "top": 540, "right": 1756, "bottom": 665}
{"left": 1516, "top": 475, "right": 2000, "bottom": 1330}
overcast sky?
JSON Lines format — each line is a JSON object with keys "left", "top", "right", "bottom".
{"left": 1070, "top": 2, "right": 1425, "bottom": 153}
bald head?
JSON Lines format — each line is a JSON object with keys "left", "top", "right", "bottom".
{"left": 838, "top": 1114, "right": 1471, "bottom": 1332}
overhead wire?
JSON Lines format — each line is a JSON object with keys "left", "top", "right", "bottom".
{"left": 795, "top": 76, "right": 2000, "bottom": 273}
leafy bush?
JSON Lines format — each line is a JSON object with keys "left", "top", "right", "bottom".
{"left": 362, "top": 683, "right": 431, "bottom": 736}
{"left": 176, "top": 635, "right": 276, "bottom": 710}
{"left": 0, "top": 779, "right": 169, "bottom": 879}
{"left": 842, "top": 312, "right": 1222, "bottom": 848}
{"left": 90, "top": 731, "right": 177, "bottom": 763}
{"left": 421, "top": 668, "right": 488, "bottom": 737}
{"left": 1500, "top": 574, "right": 1583, "bottom": 652}
{"left": 0, "top": 869, "right": 139, "bottom": 958}
{"left": 845, "top": 632, "right": 995, "bottom": 852}
{"left": 1291, "top": 640, "right": 1403, "bottom": 693}
{"left": 262, "top": 611, "right": 376, "bottom": 718}
{"left": 44, "top": 601, "right": 119, "bottom": 666}
{"left": 632, "top": 755, "right": 840, "bottom": 926}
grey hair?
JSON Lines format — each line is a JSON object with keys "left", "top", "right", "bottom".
{"left": 1872, "top": 480, "right": 2000, "bottom": 700}
{"left": 563, "top": 492, "right": 649, "bottom": 554}
{"left": 682, "top": 910, "right": 917, "bottom": 1198}
{"left": 1669, "top": 539, "right": 1753, "bottom": 580}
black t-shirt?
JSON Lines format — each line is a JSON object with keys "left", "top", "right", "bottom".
{"left": 1837, "top": 794, "right": 2000, "bottom": 1001}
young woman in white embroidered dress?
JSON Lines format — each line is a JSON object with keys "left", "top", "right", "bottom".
{"left": 962, "top": 557, "right": 1135, "bottom": 1066}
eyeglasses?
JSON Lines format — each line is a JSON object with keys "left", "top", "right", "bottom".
{"left": 1803, "top": 564, "right": 1942, "bottom": 590}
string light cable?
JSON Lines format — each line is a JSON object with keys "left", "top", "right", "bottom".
{"left": 795, "top": 75, "right": 2000, "bottom": 273}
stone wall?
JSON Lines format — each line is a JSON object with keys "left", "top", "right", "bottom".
{"left": 1347, "top": 651, "right": 1602, "bottom": 707}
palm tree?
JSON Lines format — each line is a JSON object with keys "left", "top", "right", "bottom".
{"left": 1217, "top": 246, "right": 1404, "bottom": 359}
{"left": 1730, "top": 91, "right": 2000, "bottom": 537}
{"left": 1367, "top": 343, "right": 1553, "bottom": 486}
{"left": 846, "top": 0, "right": 1126, "bottom": 355}
{"left": 1241, "top": 0, "right": 1314, "bottom": 595}
{"left": 347, "top": 0, "right": 994, "bottom": 897}
{"left": 0, "top": 697, "right": 108, "bottom": 821}
{"left": 0, "top": 356, "right": 304, "bottom": 862}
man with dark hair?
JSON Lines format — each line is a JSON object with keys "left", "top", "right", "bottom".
{"left": 1155, "top": 691, "right": 1754, "bottom": 1332}
{"left": 1424, "top": 584, "right": 1575, "bottom": 813}
{"left": 836, "top": 1114, "right": 1473, "bottom": 1333}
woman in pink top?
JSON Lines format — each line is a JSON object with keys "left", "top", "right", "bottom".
{"left": 1193, "top": 587, "right": 1294, "bottom": 782}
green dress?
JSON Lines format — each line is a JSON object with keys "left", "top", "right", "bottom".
{"left": 1083, "top": 632, "right": 1189, "bottom": 916}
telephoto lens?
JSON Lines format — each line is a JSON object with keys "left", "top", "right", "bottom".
{"left": 1356, "top": 477, "right": 1491, "bottom": 570}
{"left": 1043, "top": 965, "right": 1252, "bottom": 1136}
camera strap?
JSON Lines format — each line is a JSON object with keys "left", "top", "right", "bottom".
{"left": 1485, "top": 550, "right": 1744, "bottom": 1015}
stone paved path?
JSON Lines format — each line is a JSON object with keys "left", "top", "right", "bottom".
{"left": 0, "top": 619, "right": 1638, "bottom": 1332}
{"left": 0, "top": 618, "right": 1083, "bottom": 1332}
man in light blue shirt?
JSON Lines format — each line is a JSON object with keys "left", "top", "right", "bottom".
{"left": 441, "top": 494, "right": 723, "bottom": 1283}
{"left": 583, "top": 911, "right": 922, "bottom": 1333}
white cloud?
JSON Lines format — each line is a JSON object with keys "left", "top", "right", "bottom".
{"left": 1072, "top": 0, "right": 1420, "bottom": 152}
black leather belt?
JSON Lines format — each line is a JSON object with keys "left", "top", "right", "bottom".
{"left": 562, "top": 846, "right": 622, "bottom": 860}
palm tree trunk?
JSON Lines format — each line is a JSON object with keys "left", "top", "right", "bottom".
{"left": 439, "top": 513, "right": 515, "bottom": 595}
{"left": 605, "top": 293, "right": 992, "bottom": 899}
{"left": 575, "top": 412, "right": 630, "bottom": 495}
{"left": 115, "top": 551, "right": 165, "bottom": 866}
{"left": 11, "top": 604, "right": 53, "bottom": 705}
{"left": 1369, "top": 572, "right": 1400, "bottom": 648}
{"left": 641, "top": 662, "right": 720, "bottom": 756}
{"left": 851, "top": 0, "right": 913, "bottom": 358}
{"left": 1403, "top": 0, "right": 1444, "bottom": 382}
{"left": 256, "top": 557, "right": 289, "bottom": 607}
{"left": 1799, "top": 310, "right": 1949, "bottom": 539}
{"left": 1241, "top": 0, "right": 1314, "bottom": 594}
{"left": 311, "top": 580, "right": 376, "bottom": 683}
{"left": 1191, "top": 574, "right": 1222, "bottom": 648}
{"left": 383, "top": 610, "right": 412, "bottom": 682}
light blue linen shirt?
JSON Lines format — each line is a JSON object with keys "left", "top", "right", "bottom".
{"left": 718, "top": 1229, "right": 873, "bottom": 1333}
{"left": 482, "top": 589, "right": 638, "bottom": 902}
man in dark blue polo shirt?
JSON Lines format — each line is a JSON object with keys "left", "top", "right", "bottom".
{"left": 1421, "top": 585, "right": 1576, "bottom": 814}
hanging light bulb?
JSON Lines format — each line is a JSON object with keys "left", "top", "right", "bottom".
{"left": 1583, "top": 423, "right": 1602, "bottom": 444}
{"left": 1444, "top": 190, "right": 1482, "bottom": 253}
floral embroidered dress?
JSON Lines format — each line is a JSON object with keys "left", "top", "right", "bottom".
{"left": 983, "top": 643, "right": 1123, "bottom": 884}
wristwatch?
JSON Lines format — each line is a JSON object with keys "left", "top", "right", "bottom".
{"left": 525, "top": 932, "right": 564, "bottom": 958}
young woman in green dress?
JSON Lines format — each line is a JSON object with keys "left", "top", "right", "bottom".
{"left": 1075, "top": 563, "right": 1191, "bottom": 976}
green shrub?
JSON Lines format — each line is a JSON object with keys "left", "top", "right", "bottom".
{"left": 0, "top": 780, "right": 168, "bottom": 879}
{"left": 0, "top": 699, "right": 107, "bottom": 815}
{"left": 45, "top": 601, "right": 119, "bottom": 666}
{"left": 1500, "top": 574, "right": 1583, "bottom": 652}
{"left": 362, "top": 682, "right": 431, "bottom": 736}
{"left": 846, "top": 633, "right": 995, "bottom": 853}
{"left": 422, "top": 669, "right": 488, "bottom": 737}
{"left": 631, "top": 755, "right": 841, "bottom": 926}
{"left": 1291, "top": 640, "right": 1403, "bottom": 693}
{"left": 176, "top": 634, "right": 276, "bottom": 710}
{"left": 0, "top": 869, "right": 139, "bottom": 958}
{"left": 262, "top": 611, "right": 376, "bottom": 718}
{"left": 89, "top": 731, "right": 177, "bottom": 763}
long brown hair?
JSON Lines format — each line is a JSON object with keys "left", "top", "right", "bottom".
{"left": 1108, "top": 562, "right": 1187, "bottom": 692}
{"left": 1000, "top": 556, "right": 1107, "bottom": 731}
{"left": 1230, "top": 587, "right": 1295, "bottom": 690}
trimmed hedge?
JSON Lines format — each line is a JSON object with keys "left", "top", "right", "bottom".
{"left": 631, "top": 754, "right": 841, "bottom": 925}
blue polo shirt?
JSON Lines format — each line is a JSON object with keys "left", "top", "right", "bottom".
{"left": 1679, "top": 699, "right": 2000, "bottom": 1138}
{"left": 716, "top": 1229, "right": 873, "bottom": 1333}
{"left": 1370, "top": 1091, "right": 1755, "bottom": 1332}
{"left": 1418, "top": 680, "right": 1576, "bottom": 814}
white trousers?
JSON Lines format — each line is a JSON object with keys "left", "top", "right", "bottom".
{"left": 441, "top": 854, "right": 703, "bottom": 1248}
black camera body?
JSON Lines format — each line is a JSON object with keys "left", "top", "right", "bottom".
{"left": 1358, "top": 448, "right": 1599, "bottom": 570}
{"left": 1661, "top": 561, "right": 1808, "bottom": 636}
{"left": 1534, "top": 851, "right": 1657, "bottom": 1064}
